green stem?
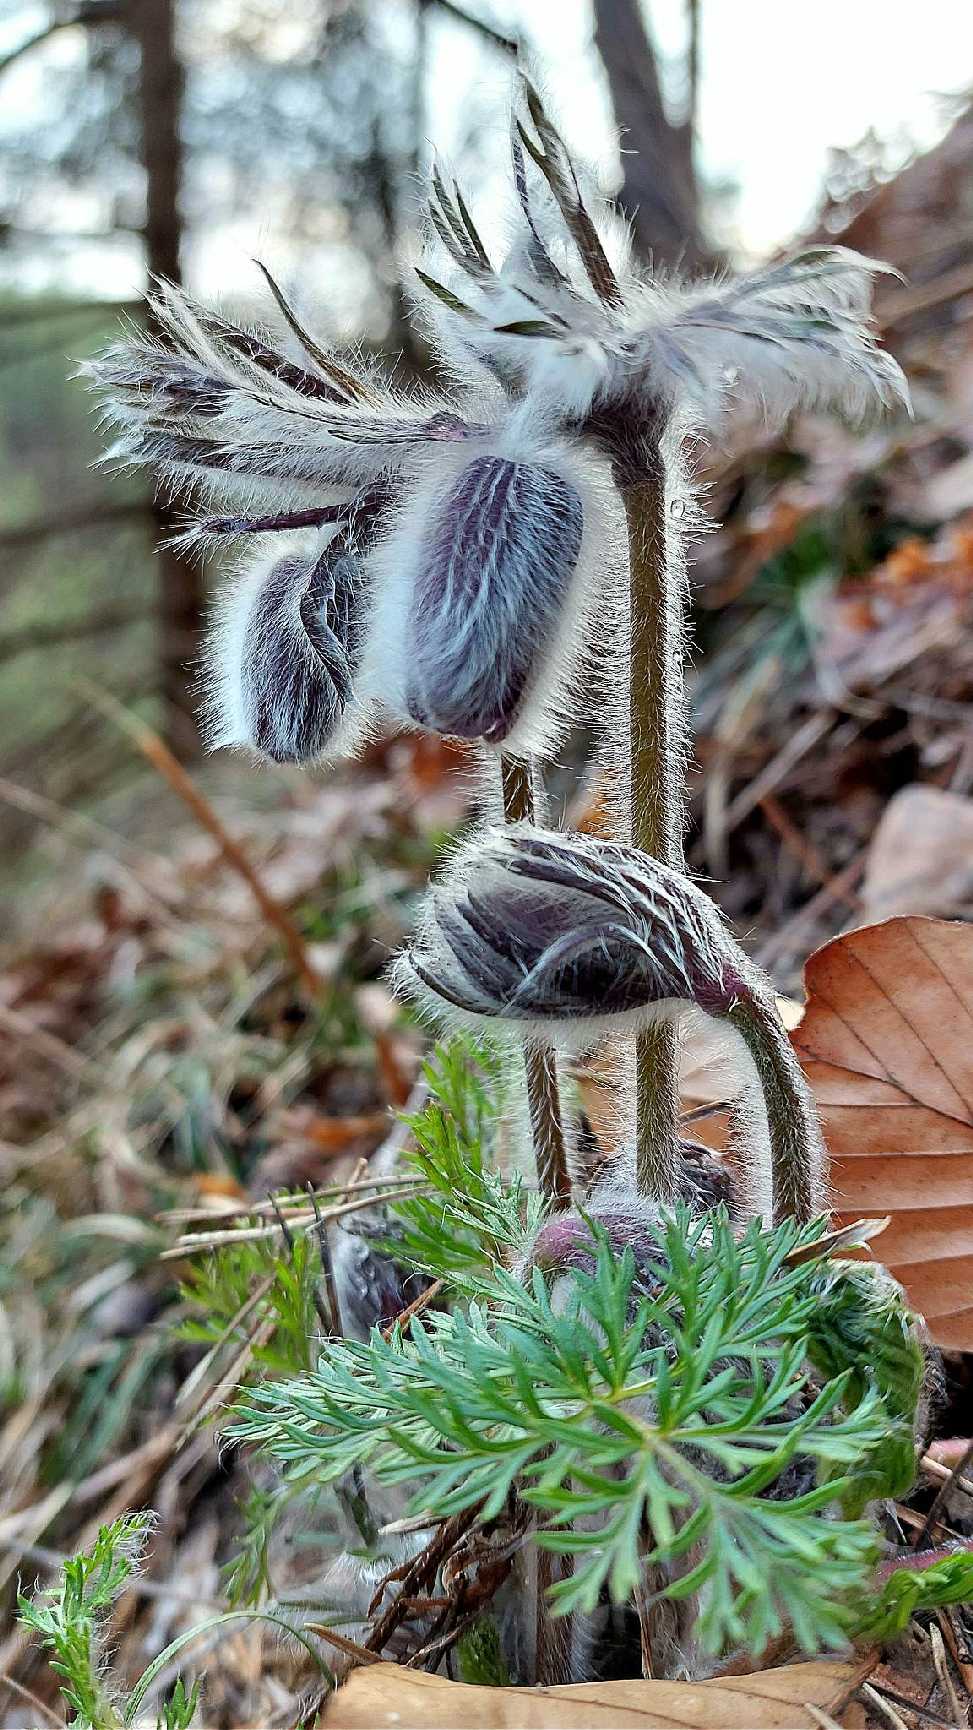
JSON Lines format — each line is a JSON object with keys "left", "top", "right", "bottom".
{"left": 727, "top": 996, "right": 826, "bottom": 1224}
{"left": 499, "top": 752, "right": 571, "bottom": 1209}
{"left": 622, "top": 466, "right": 684, "bottom": 1205}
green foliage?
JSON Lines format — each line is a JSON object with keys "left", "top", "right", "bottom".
{"left": 17, "top": 1514, "right": 200, "bottom": 1730}
{"left": 156, "top": 1677, "right": 202, "bottom": 1730}
{"left": 856, "top": 1546, "right": 973, "bottom": 1640}
{"left": 806, "top": 1259, "right": 924, "bottom": 1513}
{"left": 19, "top": 1517, "right": 338, "bottom": 1727}
{"left": 389, "top": 1039, "right": 543, "bottom": 1284}
{"left": 455, "top": 1615, "right": 511, "bottom": 1686}
{"left": 233, "top": 1209, "right": 916, "bottom": 1658}
{"left": 221, "top": 1484, "right": 286, "bottom": 1607}
{"left": 179, "top": 1228, "right": 326, "bottom": 1381}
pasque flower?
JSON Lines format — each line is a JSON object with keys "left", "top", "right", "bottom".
{"left": 86, "top": 80, "right": 906, "bottom": 767}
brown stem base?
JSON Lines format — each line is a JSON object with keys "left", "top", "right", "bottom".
{"left": 499, "top": 752, "right": 571, "bottom": 1210}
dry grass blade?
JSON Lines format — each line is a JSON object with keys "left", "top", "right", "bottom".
{"left": 75, "top": 678, "right": 321, "bottom": 995}
{"left": 860, "top": 1688, "right": 912, "bottom": 1730}
{"left": 928, "top": 1623, "right": 963, "bottom": 1729}
{"left": 157, "top": 1173, "right": 421, "bottom": 1229}
{"left": 782, "top": 1216, "right": 890, "bottom": 1268}
{"left": 175, "top": 1272, "right": 276, "bottom": 1410}
{"left": 305, "top": 1624, "right": 383, "bottom": 1668}
{"left": 159, "top": 1185, "right": 428, "bottom": 1259}
{"left": 920, "top": 1455, "right": 973, "bottom": 1501}
{"left": 0, "top": 1001, "right": 93, "bottom": 1081}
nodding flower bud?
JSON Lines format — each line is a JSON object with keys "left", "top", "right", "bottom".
{"left": 403, "top": 456, "right": 584, "bottom": 742}
{"left": 205, "top": 530, "right": 369, "bottom": 765}
{"left": 397, "top": 825, "right": 749, "bottom": 1037}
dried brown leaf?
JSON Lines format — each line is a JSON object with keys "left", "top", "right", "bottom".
{"left": 322, "top": 1657, "right": 874, "bottom": 1729}
{"left": 792, "top": 915, "right": 973, "bottom": 1347}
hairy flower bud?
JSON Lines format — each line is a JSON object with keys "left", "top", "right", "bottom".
{"left": 404, "top": 457, "right": 583, "bottom": 742}
{"left": 398, "top": 826, "right": 748, "bottom": 1033}
{"left": 205, "top": 531, "right": 369, "bottom": 764}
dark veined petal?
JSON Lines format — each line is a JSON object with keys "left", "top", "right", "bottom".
{"left": 400, "top": 827, "right": 748, "bottom": 1026}
{"left": 235, "top": 539, "right": 368, "bottom": 764}
{"left": 405, "top": 457, "right": 583, "bottom": 742}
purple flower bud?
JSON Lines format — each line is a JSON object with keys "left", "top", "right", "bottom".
{"left": 210, "top": 534, "right": 368, "bottom": 764}
{"left": 405, "top": 457, "right": 583, "bottom": 742}
{"left": 399, "top": 827, "right": 748, "bottom": 1032}
{"left": 530, "top": 1207, "right": 664, "bottom": 1279}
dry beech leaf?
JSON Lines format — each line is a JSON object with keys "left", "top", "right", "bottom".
{"left": 323, "top": 1657, "right": 873, "bottom": 1729}
{"left": 792, "top": 915, "right": 973, "bottom": 1349}
{"left": 861, "top": 786, "right": 973, "bottom": 920}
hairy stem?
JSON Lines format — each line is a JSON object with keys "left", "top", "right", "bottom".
{"left": 727, "top": 996, "right": 826, "bottom": 1223}
{"left": 622, "top": 465, "right": 684, "bottom": 1204}
{"left": 499, "top": 752, "right": 571, "bottom": 1208}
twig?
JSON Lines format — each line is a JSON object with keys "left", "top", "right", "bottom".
{"left": 365, "top": 1506, "right": 482, "bottom": 1656}
{"left": 158, "top": 1173, "right": 420, "bottom": 1226}
{"left": 382, "top": 1279, "right": 444, "bottom": 1342}
{"left": 804, "top": 1708, "right": 845, "bottom": 1730}
{"left": 407, "top": 1610, "right": 478, "bottom": 1670}
{"left": 935, "top": 1609, "right": 973, "bottom": 1700}
{"left": 920, "top": 1454, "right": 973, "bottom": 1503}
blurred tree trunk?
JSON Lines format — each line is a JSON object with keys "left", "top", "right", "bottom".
{"left": 592, "top": 0, "right": 706, "bottom": 269}
{"left": 132, "top": 0, "right": 201, "bottom": 757}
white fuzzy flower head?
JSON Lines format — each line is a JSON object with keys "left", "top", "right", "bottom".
{"left": 83, "top": 81, "right": 907, "bottom": 767}
{"left": 412, "top": 78, "right": 910, "bottom": 443}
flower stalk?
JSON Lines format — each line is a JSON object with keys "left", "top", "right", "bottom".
{"left": 499, "top": 751, "right": 571, "bottom": 1209}
{"left": 727, "top": 995, "right": 826, "bottom": 1223}
{"left": 622, "top": 464, "right": 685, "bottom": 1204}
